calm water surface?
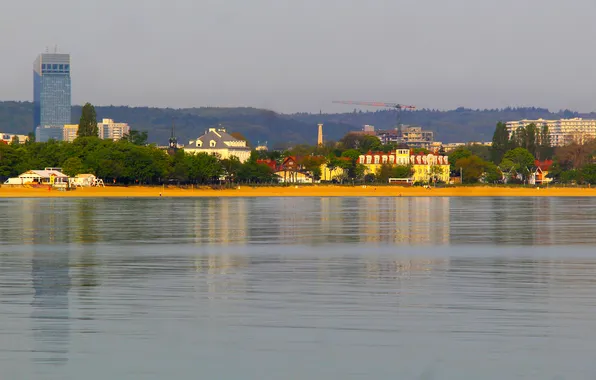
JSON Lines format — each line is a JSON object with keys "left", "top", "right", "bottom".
{"left": 1, "top": 197, "right": 596, "bottom": 379}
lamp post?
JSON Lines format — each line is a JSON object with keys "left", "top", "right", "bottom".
{"left": 460, "top": 167, "right": 463, "bottom": 184}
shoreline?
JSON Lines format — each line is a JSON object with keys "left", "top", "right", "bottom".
{"left": 1, "top": 185, "right": 595, "bottom": 198}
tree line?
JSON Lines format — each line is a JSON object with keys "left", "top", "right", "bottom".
{"left": 2, "top": 117, "right": 595, "bottom": 185}
{"left": 0, "top": 137, "right": 281, "bottom": 184}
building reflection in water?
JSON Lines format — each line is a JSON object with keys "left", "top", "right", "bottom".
{"left": 26, "top": 200, "right": 71, "bottom": 366}
{"left": 73, "top": 200, "right": 100, "bottom": 304}
{"left": 352, "top": 197, "right": 450, "bottom": 245}
{"left": 192, "top": 198, "right": 250, "bottom": 245}
{"left": 187, "top": 197, "right": 451, "bottom": 246}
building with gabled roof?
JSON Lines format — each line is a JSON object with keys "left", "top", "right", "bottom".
{"left": 184, "top": 127, "right": 251, "bottom": 162}
{"left": 4, "top": 168, "right": 69, "bottom": 186}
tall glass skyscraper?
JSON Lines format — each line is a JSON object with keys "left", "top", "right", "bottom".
{"left": 33, "top": 53, "right": 71, "bottom": 142}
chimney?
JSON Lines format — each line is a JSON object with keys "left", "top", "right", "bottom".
{"left": 317, "top": 123, "right": 324, "bottom": 146}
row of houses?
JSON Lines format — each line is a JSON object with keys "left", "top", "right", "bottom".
{"left": 257, "top": 156, "right": 347, "bottom": 183}
{"left": 255, "top": 149, "right": 451, "bottom": 184}
{"left": 3, "top": 168, "right": 103, "bottom": 188}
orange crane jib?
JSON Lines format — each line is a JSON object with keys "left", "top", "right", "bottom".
{"left": 332, "top": 101, "right": 416, "bottom": 110}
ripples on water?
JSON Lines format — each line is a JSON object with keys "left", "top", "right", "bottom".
{"left": 1, "top": 197, "right": 596, "bottom": 379}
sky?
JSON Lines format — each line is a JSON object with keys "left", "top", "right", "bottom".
{"left": 2, "top": 0, "right": 596, "bottom": 114}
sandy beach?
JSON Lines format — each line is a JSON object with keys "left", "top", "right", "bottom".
{"left": 1, "top": 185, "right": 595, "bottom": 198}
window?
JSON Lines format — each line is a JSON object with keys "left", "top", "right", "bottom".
{"left": 366, "top": 156, "right": 372, "bottom": 164}
{"left": 374, "top": 156, "right": 380, "bottom": 164}
{"left": 52, "top": 64, "right": 58, "bottom": 70}
{"left": 65, "top": 64, "right": 70, "bottom": 70}
{"left": 210, "top": 140, "right": 216, "bottom": 147}
{"left": 382, "top": 156, "right": 388, "bottom": 164}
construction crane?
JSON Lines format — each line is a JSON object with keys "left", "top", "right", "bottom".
{"left": 332, "top": 100, "right": 416, "bottom": 131}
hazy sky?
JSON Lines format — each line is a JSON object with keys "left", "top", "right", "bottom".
{"left": 2, "top": 0, "right": 596, "bottom": 113}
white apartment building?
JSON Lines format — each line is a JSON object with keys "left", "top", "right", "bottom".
{"left": 98, "top": 119, "right": 130, "bottom": 141}
{"left": 506, "top": 118, "right": 596, "bottom": 146}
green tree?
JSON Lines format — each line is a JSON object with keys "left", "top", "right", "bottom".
{"left": 301, "top": 156, "right": 325, "bottom": 179}
{"left": 338, "top": 149, "right": 361, "bottom": 180}
{"left": 61, "top": 157, "right": 85, "bottom": 176}
{"left": 501, "top": 147, "right": 535, "bottom": 182}
{"left": 122, "top": 130, "right": 148, "bottom": 145}
{"left": 448, "top": 147, "right": 472, "bottom": 172}
{"left": 221, "top": 156, "right": 243, "bottom": 180}
{"left": 525, "top": 123, "right": 538, "bottom": 157}
{"left": 393, "top": 165, "right": 413, "bottom": 179}
{"left": 490, "top": 122, "right": 509, "bottom": 164}
{"left": 467, "top": 144, "right": 491, "bottom": 162}
{"left": 483, "top": 162, "right": 501, "bottom": 183}
{"left": 187, "top": 153, "right": 223, "bottom": 183}
{"left": 513, "top": 126, "right": 527, "bottom": 149}
{"left": 339, "top": 133, "right": 381, "bottom": 153}
{"left": 341, "top": 149, "right": 360, "bottom": 162}
{"left": 168, "top": 150, "right": 189, "bottom": 182}
{"left": 455, "top": 155, "right": 487, "bottom": 183}
{"left": 0, "top": 143, "right": 18, "bottom": 177}
{"left": 77, "top": 103, "right": 98, "bottom": 137}
{"left": 376, "top": 164, "right": 394, "bottom": 183}
{"left": 237, "top": 162, "right": 276, "bottom": 183}
{"left": 537, "top": 125, "right": 553, "bottom": 160}
{"left": 359, "top": 135, "right": 382, "bottom": 153}
{"left": 560, "top": 169, "right": 580, "bottom": 184}
{"left": 429, "top": 165, "right": 443, "bottom": 184}
{"left": 581, "top": 164, "right": 596, "bottom": 185}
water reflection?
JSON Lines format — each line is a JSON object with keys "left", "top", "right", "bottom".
{"left": 1, "top": 195, "right": 596, "bottom": 378}
{"left": 28, "top": 200, "right": 71, "bottom": 366}
{"left": 2, "top": 197, "right": 596, "bottom": 248}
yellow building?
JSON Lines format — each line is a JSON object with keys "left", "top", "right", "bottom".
{"left": 63, "top": 124, "right": 79, "bottom": 142}
{"left": 358, "top": 147, "right": 411, "bottom": 175}
{"left": 410, "top": 153, "right": 450, "bottom": 183}
{"left": 320, "top": 163, "right": 346, "bottom": 181}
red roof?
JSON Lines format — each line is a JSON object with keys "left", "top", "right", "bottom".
{"left": 535, "top": 159, "right": 553, "bottom": 171}
{"left": 257, "top": 159, "right": 277, "bottom": 169}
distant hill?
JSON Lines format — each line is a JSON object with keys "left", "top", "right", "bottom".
{"left": 0, "top": 102, "right": 354, "bottom": 147}
{"left": 0, "top": 101, "right": 590, "bottom": 146}
{"left": 291, "top": 107, "right": 586, "bottom": 143}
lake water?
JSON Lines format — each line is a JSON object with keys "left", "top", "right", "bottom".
{"left": 1, "top": 197, "right": 596, "bottom": 379}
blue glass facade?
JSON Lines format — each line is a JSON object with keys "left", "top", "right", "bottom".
{"left": 33, "top": 53, "right": 71, "bottom": 141}
{"left": 35, "top": 125, "right": 64, "bottom": 142}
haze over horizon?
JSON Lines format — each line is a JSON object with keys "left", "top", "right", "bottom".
{"left": 2, "top": 0, "right": 596, "bottom": 114}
